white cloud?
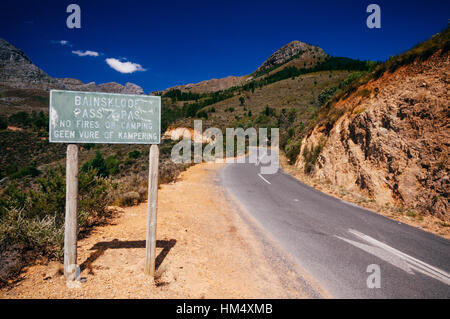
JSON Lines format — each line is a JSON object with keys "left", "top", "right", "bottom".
{"left": 72, "top": 50, "right": 99, "bottom": 57}
{"left": 51, "top": 40, "right": 71, "bottom": 46}
{"left": 105, "top": 58, "right": 146, "bottom": 74}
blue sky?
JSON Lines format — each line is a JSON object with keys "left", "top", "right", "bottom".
{"left": 1, "top": 0, "right": 449, "bottom": 93}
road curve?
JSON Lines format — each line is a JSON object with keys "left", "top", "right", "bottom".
{"left": 218, "top": 152, "right": 450, "bottom": 298}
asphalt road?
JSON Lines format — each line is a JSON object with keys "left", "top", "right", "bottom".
{"left": 219, "top": 150, "right": 450, "bottom": 298}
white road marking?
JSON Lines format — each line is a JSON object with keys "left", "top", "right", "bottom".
{"left": 336, "top": 229, "right": 450, "bottom": 286}
{"left": 257, "top": 173, "right": 271, "bottom": 185}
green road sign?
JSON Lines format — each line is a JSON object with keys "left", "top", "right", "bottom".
{"left": 49, "top": 90, "right": 161, "bottom": 144}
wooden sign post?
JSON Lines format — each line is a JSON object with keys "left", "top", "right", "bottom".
{"left": 64, "top": 144, "right": 78, "bottom": 280}
{"left": 49, "top": 90, "right": 161, "bottom": 281}
{"left": 144, "top": 144, "right": 159, "bottom": 276}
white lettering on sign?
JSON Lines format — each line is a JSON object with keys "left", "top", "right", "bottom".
{"left": 50, "top": 90, "right": 161, "bottom": 144}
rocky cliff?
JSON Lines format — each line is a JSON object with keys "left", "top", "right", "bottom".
{"left": 296, "top": 50, "right": 449, "bottom": 221}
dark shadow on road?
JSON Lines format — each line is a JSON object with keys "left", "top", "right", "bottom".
{"left": 80, "top": 239, "right": 176, "bottom": 275}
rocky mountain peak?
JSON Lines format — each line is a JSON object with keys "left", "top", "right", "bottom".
{"left": 0, "top": 39, "right": 31, "bottom": 65}
{"left": 255, "top": 40, "right": 327, "bottom": 73}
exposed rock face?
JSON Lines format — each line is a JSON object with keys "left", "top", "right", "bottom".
{"left": 122, "top": 82, "right": 145, "bottom": 95}
{"left": 0, "top": 38, "right": 145, "bottom": 94}
{"left": 57, "top": 78, "right": 97, "bottom": 91}
{"left": 163, "top": 127, "right": 213, "bottom": 143}
{"left": 97, "top": 82, "right": 144, "bottom": 94}
{"left": 0, "top": 39, "right": 64, "bottom": 90}
{"left": 296, "top": 52, "right": 449, "bottom": 220}
{"left": 255, "top": 40, "right": 327, "bottom": 73}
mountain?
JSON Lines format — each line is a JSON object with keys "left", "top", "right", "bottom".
{"left": 0, "top": 38, "right": 145, "bottom": 94}
{"left": 0, "top": 39, "right": 64, "bottom": 90}
{"left": 159, "top": 76, "right": 246, "bottom": 94}
{"left": 254, "top": 40, "right": 327, "bottom": 75}
{"left": 295, "top": 29, "right": 449, "bottom": 221}
{"left": 57, "top": 78, "right": 145, "bottom": 95}
{"left": 159, "top": 40, "right": 328, "bottom": 95}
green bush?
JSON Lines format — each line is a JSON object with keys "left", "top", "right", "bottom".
{"left": 128, "top": 150, "right": 141, "bottom": 160}
{"left": 8, "top": 112, "right": 31, "bottom": 127}
{"left": 31, "top": 111, "right": 48, "bottom": 130}
{"left": 285, "top": 141, "right": 302, "bottom": 164}
{"left": 105, "top": 155, "right": 120, "bottom": 175}
{"left": 263, "top": 106, "right": 276, "bottom": 117}
{"left": 10, "top": 164, "right": 41, "bottom": 179}
{"left": 318, "top": 87, "right": 337, "bottom": 106}
{"left": 196, "top": 110, "right": 208, "bottom": 119}
{"left": 0, "top": 167, "right": 111, "bottom": 258}
{"left": 82, "top": 151, "right": 109, "bottom": 177}
{"left": 302, "top": 140, "right": 325, "bottom": 174}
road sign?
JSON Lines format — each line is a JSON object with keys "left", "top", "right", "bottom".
{"left": 50, "top": 90, "right": 162, "bottom": 282}
{"left": 49, "top": 90, "right": 161, "bottom": 144}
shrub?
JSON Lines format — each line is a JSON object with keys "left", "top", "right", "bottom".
{"left": 285, "top": 141, "right": 302, "bottom": 164}
{"left": 10, "top": 164, "right": 41, "bottom": 179}
{"left": 128, "top": 150, "right": 141, "bottom": 159}
{"left": 196, "top": 110, "right": 208, "bottom": 119}
{"left": 0, "top": 167, "right": 111, "bottom": 258}
{"left": 355, "top": 88, "right": 371, "bottom": 98}
{"left": 263, "top": 106, "right": 276, "bottom": 117}
{"left": 302, "top": 140, "right": 325, "bottom": 174}
{"left": 105, "top": 155, "right": 120, "bottom": 175}
{"left": 82, "top": 151, "right": 109, "bottom": 177}
{"left": 8, "top": 112, "right": 31, "bottom": 127}
{"left": 31, "top": 111, "right": 48, "bottom": 130}
{"left": 118, "top": 191, "right": 140, "bottom": 207}
{"left": 318, "top": 87, "right": 337, "bottom": 106}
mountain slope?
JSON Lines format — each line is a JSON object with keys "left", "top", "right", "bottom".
{"left": 295, "top": 30, "right": 450, "bottom": 221}
{"left": 0, "top": 39, "right": 64, "bottom": 90}
{"left": 254, "top": 40, "right": 327, "bottom": 76}
{"left": 0, "top": 38, "right": 145, "bottom": 94}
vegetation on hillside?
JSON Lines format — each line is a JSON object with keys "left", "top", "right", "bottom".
{"left": 309, "top": 26, "right": 450, "bottom": 142}
{"left": 373, "top": 27, "right": 449, "bottom": 79}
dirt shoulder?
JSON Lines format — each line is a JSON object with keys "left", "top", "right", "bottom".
{"left": 0, "top": 162, "right": 314, "bottom": 298}
{"left": 280, "top": 154, "right": 450, "bottom": 239}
